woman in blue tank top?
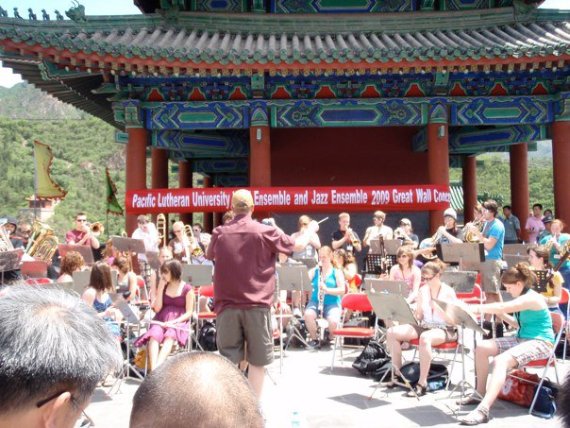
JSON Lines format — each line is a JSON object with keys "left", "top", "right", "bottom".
{"left": 458, "top": 263, "right": 555, "bottom": 425}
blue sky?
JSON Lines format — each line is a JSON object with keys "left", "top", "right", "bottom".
{"left": 0, "top": 0, "right": 568, "bottom": 87}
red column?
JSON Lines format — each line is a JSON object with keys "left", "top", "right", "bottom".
{"left": 178, "top": 160, "right": 193, "bottom": 225}
{"left": 427, "top": 122, "right": 450, "bottom": 233}
{"left": 510, "top": 143, "right": 529, "bottom": 242}
{"left": 249, "top": 125, "right": 271, "bottom": 187}
{"left": 552, "top": 121, "right": 570, "bottom": 222}
{"left": 202, "top": 176, "right": 213, "bottom": 232}
{"left": 462, "top": 156, "right": 477, "bottom": 223}
{"left": 151, "top": 148, "right": 169, "bottom": 243}
{"left": 126, "top": 128, "right": 147, "bottom": 235}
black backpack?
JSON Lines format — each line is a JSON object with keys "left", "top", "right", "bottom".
{"left": 198, "top": 321, "right": 217, "bottom": 351}
{"left": 352, "top": 340, "right": 389, "bottom": 376}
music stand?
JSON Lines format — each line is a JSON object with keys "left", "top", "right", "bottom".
{"left": 504, "top": 254, "right": 528, "bottom": 269}
{"left": 433, "top": 299, "right": 485, "bottom": 406}
{"left": 0, "top": 249, "right": 23, "bottom": 284}
{"left": 503, "top": 243, "right": 530, "bottom": 256}
{"left": 181, "top": 264, "right": 213, "bottom": 286}
{"left": 438, "top": 243, "right": 485, "bottom": 268}
{"left": 366, "top": 291, "right": 419, "bottom": 399}
{"left": 58, "top": 244, "right": 95, "bottom": 266}
{"left": 111, "top": 236, "right": 146, "bottom": 256}
{"left": 277, "top": 264, "right": 311, "bottom": 350}
{"left": 363, "top": 279, "right": 409, "bottom": 297}
{"left": 441, "top": 271, "right": 477, "bottom": 294}
{"left": 384, "top": 239, "right": 403, "bottom": 256}
{"left": 293, "top": 257, "right": 318, "bottom": 269}
{"left": 108, "top": 294, "right": 145, "bottom": 389}
{"left": 369, "top": 239, "right": 383, "bottom": 254}
{"left": 531, "top": 269, "right": 549, "bottom": 293}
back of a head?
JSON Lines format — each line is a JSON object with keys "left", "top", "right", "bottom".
{"left": 0, "top": 285, "right": 122, "bottom": 414}
{"left": 131, "top": 353, "right": 263, "bottom": 428}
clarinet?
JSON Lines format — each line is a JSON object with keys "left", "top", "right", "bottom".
{"left": 317, "top": 266, "right": 325, "bottom": 318}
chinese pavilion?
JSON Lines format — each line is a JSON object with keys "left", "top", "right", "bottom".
{"left": 0, "top": 0, "right": 569, "bottom": 238}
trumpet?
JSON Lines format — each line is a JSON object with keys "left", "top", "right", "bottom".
{"left": 347, "top": 228, "right": 360, "bottom": 247}
{"left": 89, "top": 221, "right": 105, "bottom": 237}
{"left": 157, "top": 213, "right": 167, "bottom": 248}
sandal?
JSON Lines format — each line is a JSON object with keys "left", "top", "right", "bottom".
{"left": 458, "top": 407, "right": 490, "bottom": 426}
{"left": 456, "top": 394, "right": 482, "bottom": 406}
{"left": 383, "top": 380, "right": 397, "bottom": 389}
{"left": 406, "top": 383, "right": 427, "bottom": 397}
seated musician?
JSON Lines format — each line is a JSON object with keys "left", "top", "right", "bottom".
{"left": 458, "top": 263, "right": 555, "bottom": 425}
{"left": 56, "top": 250, "right": 85, "bottom": 283}
{"left": 395, "top": 218, "right": 419, "bottom": 249}
{"left": 333, "top": 249, "right": 359, "bottom": 293}
{"left": 134, "top": 259, "right": 194, "bottom": 372}
{"left": 112, "top": 256, "right": 139, "bottom": 302}
{"left": 527, "top": 245, "right": 564, "bottom": 316}
{"left": 362, "top": 210, "right": 393, "bottom": 247}
{"left": 417, "top": 208, "right": 462, "bottom": 262}
{"left": 81, "top": 262, "right": 121, "bottom": 339}
{"left": 389, "top": 245, "right": 421, "bottom": 304}
{"left": 385, "top": 260, "right": 457, "bottom": 397}
{"left": 304, "top": 246, "right": 346, "bottom": 350}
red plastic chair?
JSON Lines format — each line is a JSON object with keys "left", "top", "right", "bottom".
{"left": 330, "top": 293, "right": 376, "bottom": 371}
{"left": 25, "top": 277, "right": 52, "bottom": 285}
{"left": 456, "top": 283, "right": 485, "bottom": 305}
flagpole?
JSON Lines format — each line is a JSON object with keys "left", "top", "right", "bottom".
{"left": 33, "top": 144, "right": 38, "bottom": 222}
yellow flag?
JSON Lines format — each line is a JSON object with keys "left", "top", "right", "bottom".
{"left": 34, "top": 140, "right": 67, "bottom": 199}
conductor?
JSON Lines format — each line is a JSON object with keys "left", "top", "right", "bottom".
{"left": 206, "top": 189, "right": 318, "bottom": 398}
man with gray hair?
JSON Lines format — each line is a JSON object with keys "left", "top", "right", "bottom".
{"left": 130, "top": 352, "right": 263, "bottom": 428}
{"left": 0, "top": 285, "right": 122, "bottom": 428}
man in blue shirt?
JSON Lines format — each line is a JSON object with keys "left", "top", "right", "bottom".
{"left": 500, "top": 205, "right": 520, "bottom": 244}
{"left": 471, "top": 200, "right": 505, "bottom": 316}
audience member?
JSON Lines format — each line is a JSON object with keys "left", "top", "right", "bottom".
{"left": 0, "top": 285, "right": 121, "bottom": 428}
{"left": 130, "top": 352, "right": 263, "bottom": 428}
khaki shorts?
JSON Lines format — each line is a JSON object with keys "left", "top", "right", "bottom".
{"left": 411, "top": 325, "right": 458, "bottom": 343}
{"left": 480, "top": 260, "right": 502, "bottom": 294}
{"left": 216, "top": 307, "right": 273, "bottom": 367}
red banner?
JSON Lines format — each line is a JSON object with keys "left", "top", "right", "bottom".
{"left": 126, "top": 185, "right": 451, "bottom": 214}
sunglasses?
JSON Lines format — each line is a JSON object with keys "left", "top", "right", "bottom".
{"left": 36, "top": 390, "right": 93, "bottom": 427}
{"left": 421, "top": 275, "right": 435, "bottom": 282}
{"left": 76, "top": 219, "right": 87, "bottom": 222}
{"left": 398, "top": 255, "right": 408, "bottom": 258}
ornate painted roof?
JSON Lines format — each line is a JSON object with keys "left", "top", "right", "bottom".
{"left": 1, "top": 8, "right": 570, "bottom": 71}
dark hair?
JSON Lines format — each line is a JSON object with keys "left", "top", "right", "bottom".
{"left": 0, "top": 285, "right": 121, "bottom": 413}
{"left": 222, "top": 210, "right": 234, "bottom": 224}
{"left": 75, "top": 211, "right": 86, "bottom": 218}
{"left": 483, "top": 199, "right": 498, "bottom": 216}
{"left": 193, "top": 223, "right": 203, "bottom": 231}
{"left": 333, "top": 248, "right": 355, "bottom": 266}
{"left": 533, "top": 203, "right": 543, "bottom": 210}
{"left": 501, "top": 262, "right": 536, "bottom": 288}
{"left": 89, "top": 262, "right": 114, "bottom": 292}
{"left": 60, "top": 251, "right": 85, "bottom": 276}
{"left": 130, "top": 352, "right": 263, "bottom": 428}
{"left": 160, "top": 259, "right": 182, "bottom": 281}
{"left": 527, "top": 245, "right": 551, "bottom": 268}
{"left": 112, "top": 256, "right": 130, "bottom": 274}
{"left": 503, "top": 205, "right": 512, "bottom": 211}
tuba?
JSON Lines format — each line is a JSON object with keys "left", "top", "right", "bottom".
{"left": 26, "top": 220, "right": 59, "bottom": 263}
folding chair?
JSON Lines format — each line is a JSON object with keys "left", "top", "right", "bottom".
{"left": 510, "top": 311, "right": 564, "bottom": 415}
{"left": 560, "top": 288, "right": 569, "bottom": 360}
{"left": 408, "top": 336, "right": 460, "bottom": 390}
{"left": 193, "top": 283, "right": 216, "bottom": 351}
{"left": 330, "top": 293, "right": 376, "bottom": 371}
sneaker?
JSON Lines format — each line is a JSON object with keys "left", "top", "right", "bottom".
{"left": 293, "top": 308, "right": 302, "bottom": 318}
{"left": 306, "top": 339, "right": 320, "bottom": 351}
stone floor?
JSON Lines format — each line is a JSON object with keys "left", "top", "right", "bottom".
{"left": 85, "top": 340, "right": 568, "bottom": 428}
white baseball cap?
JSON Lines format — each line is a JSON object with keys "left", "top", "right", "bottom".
{"left": 443, "top": 208, "right": 457, "bottom": 220}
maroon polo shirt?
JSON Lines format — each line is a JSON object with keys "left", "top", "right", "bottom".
{"left": 206, "top": 213, "right": 295, "bottom": 315}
